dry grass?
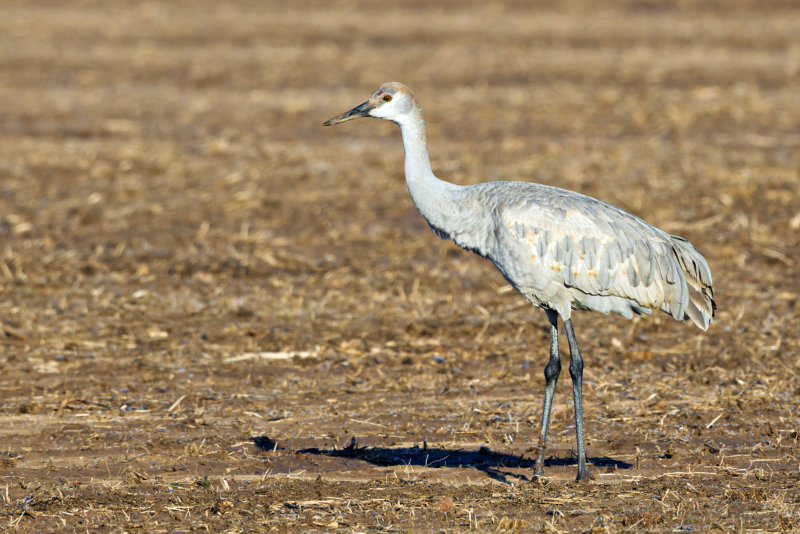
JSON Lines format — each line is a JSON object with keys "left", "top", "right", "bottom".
{"left": 0, "top": 0, "right": 799, "bottom": 531}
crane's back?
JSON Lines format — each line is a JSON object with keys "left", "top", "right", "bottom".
{"left": 444, "top": 181, "right": 715, "bottom": 329}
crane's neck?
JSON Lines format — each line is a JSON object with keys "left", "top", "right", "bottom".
{"left": 394, "top": 108, "right": 493, "bottom": 256}
{"left": 396, "top": 110, "right": 461, "bottom": 233}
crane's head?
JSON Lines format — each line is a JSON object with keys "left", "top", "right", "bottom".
{"left": 323, "top": 83, "right": 419, "bottom": 127}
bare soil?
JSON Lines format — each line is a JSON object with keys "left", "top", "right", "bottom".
{"left": 1, "top": 0, "right": 799, "bottom": 532}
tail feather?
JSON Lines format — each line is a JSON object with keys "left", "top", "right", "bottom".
{"left": 670, "top": 235, "right": 716, "bottom": 331}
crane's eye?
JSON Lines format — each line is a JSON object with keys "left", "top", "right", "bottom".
{"left": 382, "top": 95, "right": 392, "bottom": 102}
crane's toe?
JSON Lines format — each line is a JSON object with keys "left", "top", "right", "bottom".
{"left": 530, "top": 471, "right": 548, "bottom": 485}
{"left": 574, "top": 466, "right": 593, "bottom": 483}
{"left": 531, "top": 465, "right": 546, "bottom": 479}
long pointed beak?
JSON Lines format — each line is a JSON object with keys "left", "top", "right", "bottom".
{"left": 323, "top": 101, "right": 374, "bottom": 126}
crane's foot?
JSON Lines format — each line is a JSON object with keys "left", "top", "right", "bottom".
{"left": 530, "top": 462, "right": 548, "bottom": 483}
{"left": 574, "top": 465, "right": 593, "bottom": 483}
{"left": 530, "top": 473, "right": 548, "bottom": 485}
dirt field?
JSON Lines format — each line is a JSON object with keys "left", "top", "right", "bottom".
{"left": 1, "top": 0, "right": 799, "bottom": 532}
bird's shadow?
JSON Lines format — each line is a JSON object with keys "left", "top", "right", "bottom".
{"left": 253, "top": 436, "right": 631, "bottom": 484}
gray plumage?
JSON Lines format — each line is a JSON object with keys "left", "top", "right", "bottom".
{"left": 440, "top": 180, "right": 716, "bottom": 329}
{"left": 324, "top": 83, "right": 716, "bottom": 481}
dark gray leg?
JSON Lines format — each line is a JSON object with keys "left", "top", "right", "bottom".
{"left": 533, "top": 310, "right": 561, "bottom": 478}
{"left": 564, "top": 318, "right": 589, "bottom": 481}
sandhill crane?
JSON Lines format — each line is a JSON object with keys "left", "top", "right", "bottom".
{"left": 323, "top": 83, "right": 716, "bottom": 481}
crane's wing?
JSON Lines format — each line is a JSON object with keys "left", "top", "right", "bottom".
{"left": 496, "top": 184, "right": 715, "bottom": 329}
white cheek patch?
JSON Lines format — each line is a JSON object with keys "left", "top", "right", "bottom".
{"left": 370, "top": 104, "right": 392, "bottom": 119}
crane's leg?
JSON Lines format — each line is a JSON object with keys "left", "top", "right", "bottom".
{"left": 533, "top": 309, "right": 561, "bottom": 478}
{"left": 564, "top": 318, "right": 589, "bottom": 481}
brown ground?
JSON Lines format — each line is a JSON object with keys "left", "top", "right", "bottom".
{"left": 1, "top": 0, "right": 799, "bottom": 532}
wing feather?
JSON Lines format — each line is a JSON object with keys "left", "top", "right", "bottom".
{"left": 482, "top": 181, "right": 714, "bottom": 328}
{"left": 498, "top": 188, "right": 674, "bottom": 315}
